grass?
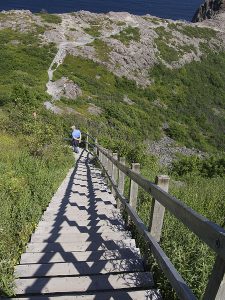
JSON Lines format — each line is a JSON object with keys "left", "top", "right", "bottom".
{"left": 112, "top": 26, "right": 141, "bottom": 45}
{"left": 0, "top": 133, "right": 73, "bottom": 296}
{"left": 90, "top": 39, "right": 112, "bottom": 61}
{"left": 38, "top": 13, "right": 62, "bottom": 24}
{"left": 179, "top": 25, "right": 217, "bottom": 39}
{"left": 132, "top": 159, "right": 225, "bottom": 299}
{"left": 0, "top": 28, "right": 56, "bottom": 105}
{"left": 156, "top": 40, "right": 180, "bottom": 62}
{"left": 155, "top": 26, "right": 180, "bottom": 62}
{"left": 84, "top": 25, "right": 102, "bottom": 37}
{"left": 0, "top": 16, "right": 225, "bottom": 299}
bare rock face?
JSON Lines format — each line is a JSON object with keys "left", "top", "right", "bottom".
{"left": 192, "top": 0, "right": 225, "bottom": 22}
{"left": 147, "top": 136, "right": 205, "bottom": 167}
{"left": 87, "top": 104, "right": 103, "bottom": 115}
{"left": 47, "top": 77, "right": 82, "bottom": 100}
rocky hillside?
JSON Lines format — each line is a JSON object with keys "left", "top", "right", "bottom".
{"left": 192, "top": 0, "right": 225, "bottom": 22}
{"left": 0, "top": 10, "right": 225, "bottom": 298}
{"left": 0, "top": 10, "right": 225, "bottom": 161}
{"left": 1, "top": 10, "right": 225, "bottom": 89}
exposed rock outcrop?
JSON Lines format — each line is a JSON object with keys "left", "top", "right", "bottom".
{"left": 47, "top": 77, "right": 82, "bottom": 100}
{"left": 192, "top": 0, "right": 225, "bottom": 22}
{"left": 147, "top": 137, "right": 206, "bottom": 167}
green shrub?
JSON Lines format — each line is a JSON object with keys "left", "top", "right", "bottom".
{"left": 39, "top": 13, "right": 62, "bottom": 24}
{"left": 84, "top": 25, "right": 101, "bottom": 37}
{"left": 112, "top": 26, "right": 141, "bottom": 45}
{"left": 0, "top": 134, "right": 73, "bottom": 295}
{"left": 171, "top": 155, "right": 225, "bottom": 178}
{"left": 91, "top": 39, "right": 112, "bottom": 61}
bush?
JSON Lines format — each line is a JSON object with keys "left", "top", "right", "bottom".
{"left": 171, "top": 155, "right": 225, "bottom": 178}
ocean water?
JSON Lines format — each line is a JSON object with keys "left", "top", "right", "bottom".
{"left": 0, "top": 0, "right": 203, "bottom": 21}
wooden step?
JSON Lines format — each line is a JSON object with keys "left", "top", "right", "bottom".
{"left": 20, "top": 248, "right": 141, "bottom": 264}
{"left": 36, "top": 219, "right": 125, "bottom": 228}
{"left": 26, "top": 239, "right": 136, "bottom": 253}
{"left": 48, "top": 201, "right": 116, "bottom": 207}
{"left": 30, "top": 232, "right": 131, "bottom": 243}
{"left": 34, "top": 224, "right": 127, "bottom": 234}
{"left": 43, "top": 209, "right": 118, "bottom": 216}
{"left": 7, "top": 289, "right": 162, "bottom": 299}
{"left": 15, "top": 259, "right": 144, "bottom": 278}
{"left": 40, "top": 214, "right": 123, "bottom": 222}
{"left": 15, "top": 272, "right": 154, "bottom": 295}
{"left": 45, "top": 204, "right": 117, "bottom": 211}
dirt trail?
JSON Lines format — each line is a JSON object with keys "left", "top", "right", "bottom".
{"left": 46, "top": 14, "right": 124, "bottom": 99}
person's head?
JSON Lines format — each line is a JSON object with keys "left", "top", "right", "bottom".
{"left": 71, "top": 125, "right": 76, "bottom": 130}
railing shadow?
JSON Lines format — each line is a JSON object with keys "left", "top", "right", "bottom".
{"left": 14, "top": 151, "right": 154, "bottom": 299}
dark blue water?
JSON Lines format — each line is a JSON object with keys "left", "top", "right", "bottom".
{"left": 0, "top": 0, "right": 203, "bottom": 21}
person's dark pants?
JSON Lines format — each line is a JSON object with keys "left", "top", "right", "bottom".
{"left": 72, "top": 139, "right": 79, "bottom": 153}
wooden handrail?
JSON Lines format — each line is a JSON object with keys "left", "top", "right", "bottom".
{"left": 100, "top": 155, "right": 196, "bottom": 300}
{"left": 85, "top": 137, "right": 225, "bottom": 300}
{"left": 96, "top": 145, "right": 225, "bottom": 260}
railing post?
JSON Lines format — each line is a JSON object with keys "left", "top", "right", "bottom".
{"left": 149, "top": 175, "right": 170, "bottom": 243}
{"left": 99, "top": 148, "right": 102, "bottom": 164}
{"left": 112, "top": 153, "right": 118, "bottom": 196}
{"left": 203, "top": 256, "right": 225, "bottom": 300}
{"left": 128, "top": 163, "right": 140, "bottom": 224}
{"left": 85, "top": 132, "right": 89, "bottom": 151}
{"left": 117, "top": 157, "right": 126, "bottom": 209}
{"left": 107, "top": 150, "right": 113, "bottom": 178}
{"left": 104, "top": 149, "right": 109, "bottom": 171}
{"left": 94, "top": 138, "right": 98, "bottom": 155}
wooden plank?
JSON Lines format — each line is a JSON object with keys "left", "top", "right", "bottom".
{"left": 36, "top": 219, "right": 126, "bottom": 228}
{"left": 98, "top": 146, "right": 225, "bottom": 260}
{"left": 117, "top": 157, "right": 126, "bottom": 209}
{"left": 40, "top": 213, "right": 123, "bottom": 222}
{"left": 6, "top": 289, "right": 162, "bottom": 300}
{"left": 26, "top": 239, "right": 136, "bottom": 253}
{"left": 30, "top": 231, "right": 131, "bottom": 243}
{"left": 47, "top": 203, "right": 116, "bottom": 210}
{"left": 20, "top": 249, "right": 141, "bottom": 264}
{"left": 149, "top": 175, "right": 170, "bottom": 243}
{"left": 203, "top": 256, "right": 225, "bottom": 300}
{"left": 15, "top": 272, "right": 154, "bottom": 295}
{"left": 85, "top": 131, "right": 88, "bottom": 151}
{"left": 129, "top": 163, "right": 140, "bottom": 212}
{"left": 15, "top": 259, "right": 144, "bottom": 278}
{"left": 42, "top": 208, "right": 121, "bottom": 217}
{"left": 112, "top": 153, "right": 118, "bottom": 196}
{"left": 104, "top": 174, "right": 196, "bottom": 300}
{"left": 34, "top": 224, "right": 127, "bottom": 234}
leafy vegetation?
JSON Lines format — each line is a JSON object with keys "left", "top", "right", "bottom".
{"left": 112, "top": 26, "right": 141, "bottom": 45}
{"left": 133, "top": 154, "right": 225, "bottom": 299}
{"left": 84, "top": 25, "right": 102, "bottom": 37}
{"left": 0, "top": 26, "right": 74, "bottom": 296}
{"left": 0, "top": 28, "right": 56, "bottom": 106}
{"left": 90, "top": 39, "right": 112, "bottom": 61}
{"left": 0, "top": 12, "right": 224, "bottom": 299}
{"left": 38, "top": 13, "right": 62, "bottom": 24}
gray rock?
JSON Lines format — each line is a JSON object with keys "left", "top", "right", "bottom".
{"left": 123, "top": 95, "right": 134, "bottom": 105}
{"left": 87, "top": 104, "right": 103, "bottom": 115}
{"left": 47, "top": 77, "right": 82, "bottom": 100}
{"left": 147, "top": 136, "right": 205, "bottom": 167}
{"left": 192, "top": 0, "right": 225, "bottom": 22}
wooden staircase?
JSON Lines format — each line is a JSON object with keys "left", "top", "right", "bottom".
{"left": 11, "top": 151, "right": 161, "bottom": 299}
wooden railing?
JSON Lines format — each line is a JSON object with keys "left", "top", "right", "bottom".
{"left": 82, "top": 132, "right": 225, "bottom": 300}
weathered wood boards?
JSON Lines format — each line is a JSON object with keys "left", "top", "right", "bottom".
{"left": 13, "top": 151, "right": 157, "bottom": 299}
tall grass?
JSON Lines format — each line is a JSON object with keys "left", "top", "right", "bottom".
{"left": 135, "top": 164, "right": 225, "bottom": 299}
{"left": 0, "top": 134, "right": 73, "bottom": 296}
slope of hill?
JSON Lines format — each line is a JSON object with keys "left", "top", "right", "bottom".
{"left": 0, "top": 10, "right": 224, "bottom": 299}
